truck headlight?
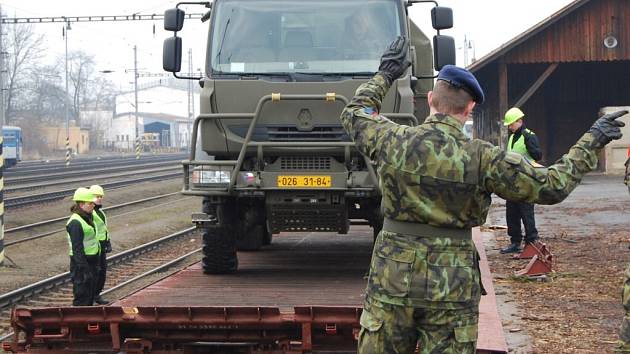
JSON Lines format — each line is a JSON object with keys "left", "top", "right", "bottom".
{"left": 191, "top": 168, "right": 231, "bottom": 185}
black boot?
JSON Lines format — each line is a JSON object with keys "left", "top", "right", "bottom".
{"left": 94, "top": 295, "right": 109, "bottom": 305}
{"left": 500, "top": 243, "right": 521, "bottom": 254}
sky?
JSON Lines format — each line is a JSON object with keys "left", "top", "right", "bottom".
{"left": 0, "top": 0, "right": 576, "bottom": 92}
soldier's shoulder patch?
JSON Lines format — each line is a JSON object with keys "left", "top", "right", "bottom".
{"left": 363, "top": 107, "right": 378, "bottom": 116}
{"left": 504, "top": 151, "right": 522, "bottom": 165}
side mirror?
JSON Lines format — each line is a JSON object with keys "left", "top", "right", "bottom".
{"left": 164, "top": 8, "right": 185, "bottom": 31}
{"left": 163, "top": 37, "right": 182, "bottom": 72}
{"left": 431, "top": 7, "right": 453, "bottom": 30}
{"left": 433, "top": 35, "right": 455, "bottom": 70}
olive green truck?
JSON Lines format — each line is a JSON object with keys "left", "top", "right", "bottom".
{"left": 163, "top": 0, "right": 455, "bottom": 274}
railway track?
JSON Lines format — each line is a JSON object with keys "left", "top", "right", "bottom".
{"left": 5, "top": 166, "right": 180, "bottom": 192}
{"left": 0, "top": 227, "right": 202, "bottom": 340}
{"left": 4, "top": 192, "right": 185, "bottom": 246}
{"left": 5, "top": 160, "right": 183, "bottom": 186}
{"left": 7, "top": 154, "right": 186, "bottom": 174}
{"left": 4, "top": 171, "right": 181, "bottom": 209}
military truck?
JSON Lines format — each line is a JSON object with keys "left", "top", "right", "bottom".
{"left": 163, "top": 0, "right": 455, "bottom": 274}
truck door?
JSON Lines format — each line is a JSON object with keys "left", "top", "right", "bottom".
{"left": 409, "top": 20, "right": 433, "bottom": 123}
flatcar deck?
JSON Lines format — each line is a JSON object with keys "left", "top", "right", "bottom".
{"left": 115, "top": 226, "right": 507, "bottom": 353}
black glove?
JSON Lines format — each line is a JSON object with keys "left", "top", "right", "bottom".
{"left": 378, "top": 36, "right": 412, "bottom": 85}
{"left": 589, "top": 110, "right": 628, "bottom": 148}
{"left": 104, "top": 240, "right": 112, "bottom": 253}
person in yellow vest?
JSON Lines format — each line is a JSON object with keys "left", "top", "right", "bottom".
{"left": 67, "top": 187, "right": 100, "bottom": 306}
{"left": 500, "top": 107, "right": 543, "bottom": 254}
{"left": 90, "top": 185, "right": 111, "bottom": 305}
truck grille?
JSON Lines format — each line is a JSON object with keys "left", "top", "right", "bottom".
{"left": 280, "top": 156, "right": 331, "bottom": 170}
{"left": 228, "top": 124, "right": 350, "bottom": 142}
{"left": 268, "top": 125, "right": 349, "bottom": 141}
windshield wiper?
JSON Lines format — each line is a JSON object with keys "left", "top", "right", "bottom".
{"left": 214, "top": 9, "right": 234, "bottom": 65}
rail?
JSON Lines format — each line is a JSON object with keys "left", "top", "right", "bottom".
{"left": 4, "top": 193, "right": 183, "bottom": 246}
{"left": 5, "top": 160, "right": 182, "bottom": 185}
{"left": 0, "top": 227, "right": 196, "bottom": 310}
{"left": 5, "top": 172, "right": 181, "bottom": 208}
{"left": 0, "top": 229, "right": 200, "bottom": 344}
{"left": 5, "top": 154, "right": 186, "bottom": 176}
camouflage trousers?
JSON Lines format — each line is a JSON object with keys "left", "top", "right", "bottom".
{"left": 618, "top": 264, "right": 630, "bottom": 352}
{"left": 358, "top": 296, "right": 478, "bottom": 354}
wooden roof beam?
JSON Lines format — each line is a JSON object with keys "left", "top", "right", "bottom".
{"left": 514, "top": 63, "right": 559, "bottom": 108}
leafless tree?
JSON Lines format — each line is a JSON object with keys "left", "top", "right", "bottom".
{"left": 26, "top": 64, "right": 66, "bottom": 123}
{"left": 4, "top": 23, "right": 45, "bottom": 122}
{"left": 67, "top": 50, "right": 96, "bottom": 126}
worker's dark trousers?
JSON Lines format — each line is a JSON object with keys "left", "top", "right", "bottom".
{"left": 506, "top": 201, "right": 538, "bottom": 245}
{"left": 95, "top": 241, "right": 108, "bottom": 296}
{"left": 70, "top": 256, "right": 99, "bottom": 306}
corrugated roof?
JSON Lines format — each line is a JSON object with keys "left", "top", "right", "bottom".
{"left": 468, "top": 0, "right": 591, "bottom": 72}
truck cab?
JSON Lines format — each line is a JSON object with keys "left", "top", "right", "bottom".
{"left": 163, "top": 0, "right": 455, "bottom": 273}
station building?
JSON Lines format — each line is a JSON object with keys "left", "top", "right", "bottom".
{"left": 106, "top": 78, "right": 199, "bottom": 151}
{"left": 469, "top": 0, "right": 630, "bottom": 173}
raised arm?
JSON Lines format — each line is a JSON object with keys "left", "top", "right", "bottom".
{"left": 339, "top": 36, "right": 411, "bottom": 160}
{"left": 482, "top": 110, "right": 627, "bottom": 204}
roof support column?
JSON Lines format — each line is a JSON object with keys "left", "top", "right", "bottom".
{"left": 498, "top": 61, "right": 508, "bottom": 149}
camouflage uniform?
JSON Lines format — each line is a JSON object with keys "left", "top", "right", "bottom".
{"left": 341, "top": 73, "right": 602, "bottom": 353}
{"left": 625, "top": 154, "right": 630, "bottom": 194}
{"left": 619, "top": 154, "right": 630, "bottom": 352}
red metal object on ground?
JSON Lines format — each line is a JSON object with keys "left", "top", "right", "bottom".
{"left": 514, "top": 241, "right": 554, "bottom": 276}
{"left": 513, "top": 240, "right": 547, "bottom": 259}
{"left": 3, "top": 227, "right": 508, "bottom": 353}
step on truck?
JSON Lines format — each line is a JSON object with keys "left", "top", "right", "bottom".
{"left": 163, "top": 0, "right": 456, "bottom": 274}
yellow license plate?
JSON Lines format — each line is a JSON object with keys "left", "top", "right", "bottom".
{"left": 277, "top": 175, "right": 332, "bottom": 188}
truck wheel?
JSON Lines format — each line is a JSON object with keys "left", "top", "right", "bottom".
{"left": 201, "top": 199, "right": 238, "bottom": 274}
{"left": 262, "top": 224, "right": 273, "bottom": 246}
{"left": 236, "top": 224, "right": 264, "bottom": 251}
{"left": 202, "top": 228, "right": 238, "bottom": 274}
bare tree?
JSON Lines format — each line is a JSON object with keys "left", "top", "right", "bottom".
{"left": 83, "top": 76, "right": 117, "bottom": 111}
{"left": 4, "top": 23, "right": 45, "bottom": 123}
{"left": 67, "top": 50, "right": 95, "bottom": 126}
{"left": 26, "top": 64, "right": 66, "bottom": 123}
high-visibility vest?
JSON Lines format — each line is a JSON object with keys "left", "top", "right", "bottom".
{"left": 508, "top": 129, "right": 536, "bottom": 161}
{"left": 93, "top": 209, "right": 109, "bottom": 242}
{"left": 66, "top": 213, "right": 100, "bottom": 256}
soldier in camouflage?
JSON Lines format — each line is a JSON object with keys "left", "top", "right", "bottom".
{"left": 619, "top": 148, "right": 630, "bottom": 352}
{"left": 340, "top": 37, "right": 627, "bottom": 353}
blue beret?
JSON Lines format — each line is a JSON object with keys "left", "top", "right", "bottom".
{"left": 437, "top": 65, "right": 485, "bottom": 104}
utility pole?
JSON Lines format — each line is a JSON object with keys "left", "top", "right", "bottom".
{"left": 463, "top": 35, "right": 469, "bottom": 67}
{"left": 187, "top": 48, "right": 194, "bottom": 150}
{"left": 64, "top": 19, "right": 72, "bottom": 166}
{"left": 133, "top": 45, "right": 140, "bottom": 159}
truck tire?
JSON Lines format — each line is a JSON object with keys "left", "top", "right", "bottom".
{"left": 201, "top": 198, "right": 238, "bottom": 274}
{"left": 236, "top": 224, "right": 264, "bottom": 251}
{"left": 202, "top": 228, "right": 238, "bottom": 274}
{"left": 262, "top": 222, "right": 273, "bottom": 246}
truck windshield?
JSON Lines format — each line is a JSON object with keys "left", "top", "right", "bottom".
{"left": 209, "top": 0, "right": 402, "bottom": 74}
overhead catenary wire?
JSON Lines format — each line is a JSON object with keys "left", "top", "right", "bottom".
{"left": 0, "top": 13, "right": 203, "bottom": 24}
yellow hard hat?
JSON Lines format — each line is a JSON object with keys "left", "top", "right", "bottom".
{"left": 73, "top": 187, "right": 95, "bottom": 203}
{"left": 89, "top": 185, "right": 105, "bottom": 196}
{"left": 504, "top": 107, "right": 525, "bottom": 126}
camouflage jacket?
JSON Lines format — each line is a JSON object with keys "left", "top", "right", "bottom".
{"left": 340, "top": 73, "right": 601, "bottom": 309}
{"left": 625, "top": 155, "right": 630, "bottom": 194}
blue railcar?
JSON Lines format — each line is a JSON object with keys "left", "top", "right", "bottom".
{"left": 3, "top": 126, "right": 23, "bottom": 167}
